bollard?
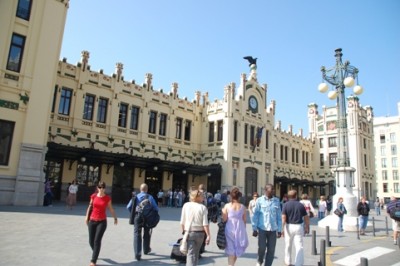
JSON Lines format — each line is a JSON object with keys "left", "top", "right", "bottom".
{"left": 311, "top": 230, "right": 317, "bottom": 255}
{"left": 357, "top": 217, "right": 360, "bottom": 240}
{"left": 319, "top": 239, "right": 326, "bottom": 266}
{"left": 372, "top": 217, "right": 376, "bottom": 237}
{"left": 325, "top": 226, "right": 331, "bottom": 247}
{"left": 385, "top": 216, "right": 389, "bottom": 236}
{"left": 360, "top": 257, "right": 368, "bottom": 266}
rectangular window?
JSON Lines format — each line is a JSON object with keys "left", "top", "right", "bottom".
{"left": 329, "top": 153, "right": 337, "bottom": 166}
{"left": 159, "top": 113, "right": 167, "bottom": 136}
{"left": 328, "top": 137, "right": 337, "bottom": 147}
{"left": 380, "top": 135, "right": 385, "bottom": 144}
{"left": 244, "top": 124, "right": 248, "bottom": 145}
{"left": 118, "top": 103, "right": 128, "bottom": 127}
{"left": 319, "top": 138, "right": 323, "bottom": 148}
{"left": 16, "top": 0, "right": 32, "bottom": 20}
{"left": 58, "top": 88, "right": 73, "bottom": 115}
{"left": 209, "top": 122, "right": 214, "bottom": 142}
{"left": 148, "top": 111, "right": 157, "bottom": 134}
{"left": 363, "top": 138, "right": 367, "bottom": 149}
{"left": 391, "top": 145, "right": 397, "bottom": 156}
{"left": 390, "top": 133, "right": 396, "bottom": 143}
{"left": 233, "top": 120, "right": 238, "bottom": 142}
{"left": 383, "top": 183, "right": 388, "bottom": 193}
{"left": 273, "top": 143, "right": 277, "bottom": 159}
{"left": 381, "top": 146, "right": 386, "bottom": 156}
{"left": 392, "top": 157, "right": 398, "bottom": 168}
{"left": 381, "top": 158, "right": 387, "bottom": 168}
{"left": 265, "top": 130, "right": 269, "bottom": 149}
{"left": 285, "top": 146, "right": 288, "bottom": 161}
{"left": 217, "top": 120, "right": 223, "bottom": 141}
{"left": 302, "top": 151, "right": 305, "bottom": 165}
{"left": 184, "top": 120, "right": 191, "bottom": 141}
{"left": 280, "top": 145, "right": 284, "bottom": 160}
{"left": 320, "top": 153, "right": 324, "bottom": 167}
{"left": 250, "top": 126, "right": 255, "bottom": 147}
{"left": 233, "top": 169, "right": 237, "bottom": 186}
{"left": 83, "top": 94, "right": 95, "bottom": 120}
{"left": 6, "top": 33, "right": 25, "bottom": 72}
{"left": 305, "top": 152, "right": 309, "bottom": 165}
{"left": 382, "top": 170, "right": 388, "bottom": 180}
{"left": 292, "top": 148, "right": 295, "bottom": 163}
{"left": 97, "top": 98, "right": 108, "bottom": 123}
{"left": 296, "top": 149, "right": 299, "bottom": 164}
{"left": 394, "top": 183, "right": 400, "bottom": 193}
{"left": 130, "top": 106, "right": 139, "bottom": 130}
{"left": 364, "top": 154, "right": 367, "bottom": 167}
{"left": 0, "top": 120, "right": 15, "bottom": 166}
{"left": 176, "top": 118, "right": 182, "bottom": 139}
{"left": 51, "top": 86, "right": 57, "bottom": 113}
{"left": 393, "top": 170, "right": 399, "bottom": 181}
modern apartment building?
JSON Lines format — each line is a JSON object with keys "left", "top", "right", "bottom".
{"left": 373, "top": 102, "right": 400, "bottom": 202}
{"left": 0, "top": 0, "right": 376, "bottom": 206}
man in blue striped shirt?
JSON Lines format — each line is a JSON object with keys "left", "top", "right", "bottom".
{"left": 252, "top": 184, "right": 282, "bottom": 266}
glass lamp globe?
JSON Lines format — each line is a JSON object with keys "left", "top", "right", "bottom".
{"left": 318, "top": 83, "right": 329, "bottom": 93}
{"left": 328, "top": 90, "right": 338, "bottom": 100}
{"left": 353, "top": 85, "right": 363, "bottom": 95}
{"left": 343, "top": 77, "right": 355, "bottom": 87}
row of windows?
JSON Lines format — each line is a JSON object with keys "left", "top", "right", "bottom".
{"left": 380, "top": 132, "right": 397, "bottom": 143}
{"left": 380, "top": 157, "right": 398, "bottom": 168}
{"left": 381, "top": 170, "right": 399, "bottom": 181}
{"left": 382, "top": 182, "right": 400, "bottom": 193}
{"left": 277, "top": 145, "right": 310, "bottom": 166}
{"left": 380, "top": 145, "right": 397, "bottom": 156}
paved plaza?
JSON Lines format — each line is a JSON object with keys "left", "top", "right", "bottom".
{"left": 0, "top": 202, "right": 399, "bottom": 266}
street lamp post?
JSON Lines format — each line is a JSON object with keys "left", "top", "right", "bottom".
{"left": 317, "top": 48, "right": 364, "bottom": 231}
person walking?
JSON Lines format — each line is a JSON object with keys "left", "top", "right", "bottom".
{"left": 357, "top": 196, "right": 370, "bottom": 235}
{"left": 221, "top": 187, "right": 249, "bottom": 266}
{"left": 127, "top": 183, "right": 159, "bottom": 261}
{"left": 336, "top": 197, "right": 347, "bottom": 232}
{"left": 67, "top": 179, "right": 78, "bottom": 210}
{"left": 180, "top": 189, "right": 211, "bottom": 266}
{"left": 251, "top": 184, "right": 282, "bottom": 266}
{"left": 299, "top": 193, "right": 315, "bottom": 218}
{"left": 85, "top": 181, "right": 118, "bottom": 266}
{"left": 281, "top": 190, "right": 309, "bottom": 266}
{"left": 374, "top": 198, "right": 381, "bottom": 216}
{"left": 386, "top": 196, "right": 400, "bottom": 245}
{"left": 248, "top": 192, "right": 259, "bottom": 221}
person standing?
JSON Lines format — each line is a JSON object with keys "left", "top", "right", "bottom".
{"left": 281, "top": 190, "right": 309, "bottom": 266}
{"left": 374, "top": 198, "right": 381, "bottom": 216}
{"left": 336, "top": 197, "right": 347, "bottom": 232}
{"left": 386, "top": 196, "right": 400, "bottom": 245}
{"left": 43, "top": 179, "right": 53, "bottom": 206}
{"left": 251, "top": 184, "right": 282, "bottom": 266}
{"left": 157, "top": 189, "right": 164, "bottom": 207}
{"left": 317, "top": 196, "right": 327, "bottom": 220}
{"left": 85, "top": 181, "right": 118, "bottom": 266}
{"left": 67, "top": 179, "right": 79, "bottom": 210}
{"left": 180, "top": 189, "right": 210, "bottom": 266}
{"left": 357, "top": 196, "right": 370, "bottom": 235}
{"left": 221, "top": 187, "right": 248, "bottom": 266}
{"left": 127, "top": 183, "right": 159, "bottom": 261}
{"left": 248, "top": 192, "right": 259, "bottom": 221}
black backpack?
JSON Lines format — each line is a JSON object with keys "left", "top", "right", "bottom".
{"left": 136, "top": 194, "right": 160, "bottom": 228}
{"left": 390, "top": 203, "right": 400, "bottom": 222}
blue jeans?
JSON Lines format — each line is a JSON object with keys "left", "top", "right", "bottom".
{"left": 88, "top": 220, "right": 107, "bottom": 264}
{"left": 318, "top": 211, "right": 325, "bottom": 220}
{"left": 359, "top": 215, "right": 368, "bottom": 229}
{"left": 337, "top": 215, "right": 344, "bottom": 232}
{"left": 186, "top": 231, "right": 205, "bottom": 266}
{"left": 375, "top": 207, "right": 381, "bottom": 215}
{"left": 257, "top": 229, "right": 277, "bottom": 266}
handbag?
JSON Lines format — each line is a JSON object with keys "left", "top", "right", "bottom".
{"left": 334, "top": 208, "right": 342, "bottom": 216}
{"left": 216, "top": 221, "right": 226, "bottom": 250}
{"left": 180, "top": 214, "right": 194, "bottom": 255}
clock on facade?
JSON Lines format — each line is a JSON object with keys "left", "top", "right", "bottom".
{"left": 249, "top": 96, "right": 258, "bottom": 111}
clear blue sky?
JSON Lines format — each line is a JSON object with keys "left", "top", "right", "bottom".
{"left": 61, "top": 0, "right": 400, "bottom": 135}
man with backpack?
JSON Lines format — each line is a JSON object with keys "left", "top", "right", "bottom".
{"left": 127, "top": 183, "right": 159, "bottom": 261}
{"left": 387, "top": 196, "right": 400, "bottom": 245}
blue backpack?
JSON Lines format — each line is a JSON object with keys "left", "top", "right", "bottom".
{"left": 136, "top": 194, "right": 160, "bottom": 228}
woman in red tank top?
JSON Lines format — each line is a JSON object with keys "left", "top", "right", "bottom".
{"left": 85, "top": 181, "right": 118, "bottom": 266}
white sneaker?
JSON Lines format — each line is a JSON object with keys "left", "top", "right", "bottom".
{"left": 256, "top": 263, "right": 262, "bottom": 266}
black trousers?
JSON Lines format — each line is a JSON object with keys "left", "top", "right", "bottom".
{"left": 133, "top": 214, "right": 151, "bottom": 257}
{"left": 88, "top": 220, "right": 107, "bottom": 264}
